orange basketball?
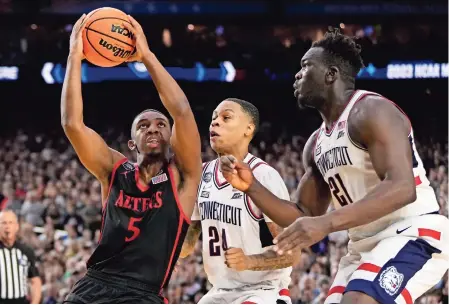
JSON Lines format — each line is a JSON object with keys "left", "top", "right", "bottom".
{"left": 82, "top": 7, "right": 136, "bottom": 67}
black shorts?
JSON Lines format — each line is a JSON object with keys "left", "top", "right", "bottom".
{"left": 64, "top": 270, "right": 166, "bottom": 304}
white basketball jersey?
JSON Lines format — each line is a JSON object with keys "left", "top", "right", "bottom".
{"left": 313, "top": 90, "right": 439, "bottom": 242}
{"left": 191, "top": 154, "right": 292, "bottom": 289}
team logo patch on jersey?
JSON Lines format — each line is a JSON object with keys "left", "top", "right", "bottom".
{"left": 231, "top": 193, "right": 242, "bottom": 199}
{"left": 123, "top": 162, "right": 135, "bottom": 171}
{"left": 200, "top": 190, "right": 210, "bottom": 198}
{"left": 379, "top": 266, "right": 404, "bottom": 296}
{"left": 152, "top": 173, "right": 168, "bottom": 184}
{"left": 203, "top": 172, "right": 212, "bottom": 183}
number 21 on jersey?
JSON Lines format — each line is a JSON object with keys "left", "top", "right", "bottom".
{"left": 209, "top": 226, "right": 228, "bottom": 256}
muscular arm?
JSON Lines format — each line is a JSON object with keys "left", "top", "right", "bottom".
{"left": 141, "top": 52, "right": 202, "bottom": 216}
{"left": 321, "top": 96, "right": 416, "bottom": 232}
{"left": 61, "top": 56, "right": 125, "bottom": 182}
{"left": 179, "top": 220, "right": 202, "bottom": 258}
{"left": 246, "top": 222, "right": 300, "bottom": 271}
{"left": 246, "top": 132, "right": 331, "bottom": 227}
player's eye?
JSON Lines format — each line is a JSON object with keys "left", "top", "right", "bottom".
{"left": 158, "top": 122, "right": 166, "bottom": 128}
{"left": 223, "top": 116, "right": 231, "bottom": 121}
{"left": 139, "top": 124, "right": 147, "bottom": 129}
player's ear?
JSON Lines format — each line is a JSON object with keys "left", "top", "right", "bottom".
{"left": 128, "top": 139, "right": 136, "bottom": 151}
{"left": 245, "top": 123, "right": 255, "bottom": 138}
{"left": 326, "top": 66, "right": 339, "bottom": 84}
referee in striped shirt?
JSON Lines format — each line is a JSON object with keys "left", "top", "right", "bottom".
{"left": 0, "top": 210, "right": 42, "bottom": 304}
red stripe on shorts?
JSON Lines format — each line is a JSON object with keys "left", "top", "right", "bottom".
{"left": 279, "top": 289, "right": 290, "bottom": 297}
{"left": 327, "top": 285, "right": 346, "bottom": 297}
{"left": 401, "top": 288, "right": 413, "bottom": 304}
{"left": 418, "top": 228, "right": 441, "bottom": 240}
{"left": 242, "top": 302, "right": 257, "bottom": 304}
{"left": 357, "top": 263, "right": 382, "bottom": 273}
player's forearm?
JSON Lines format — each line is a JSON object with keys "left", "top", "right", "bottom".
{"left": 179, "top": 221, "right": 201, "bottom": 258}
{"left": 61, "top": 55, "right": 84, "bottom": 127}
{"left": 29, "top": 277, "right": 42, "bottom": 304}
{"left": 246, "top": 249, "right": 295, "bottom": 271}
{"left": 246, "top": 180, "right": 304, "bottom": 228}
{"left": 141, "top": 52, "right": 191, "bottom": 118}
{"left": 322, "top": 178, "right": 416, "bottom": 232}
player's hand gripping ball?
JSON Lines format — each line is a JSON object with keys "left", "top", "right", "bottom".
{"left": 81, "top": 7, "right": 137, "bottom": 67}
{"left": 219, "top": 155, "right": 254, "bottom": 192}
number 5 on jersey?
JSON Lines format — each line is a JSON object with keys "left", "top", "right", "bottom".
{"left": 209, "top": 226, "right": 228, "bottom": 256}
{"left": 125, "top": 217, "right": 142, "bottom": 242}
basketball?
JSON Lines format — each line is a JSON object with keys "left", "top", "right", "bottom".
{"left": 82, "top": 7, "right": 136, "bottom": 67}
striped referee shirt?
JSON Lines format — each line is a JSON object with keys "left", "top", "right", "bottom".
{"left": 0, "top": 241, "right": 39, "bottom": 301}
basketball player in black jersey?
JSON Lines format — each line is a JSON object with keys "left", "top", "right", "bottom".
{"left": 62, "top": 15, "right": 202, "bottom": 303}
{"left": 219, "top": 29, "right": 449, "bottom": 303}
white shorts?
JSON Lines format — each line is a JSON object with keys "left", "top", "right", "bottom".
{"left": 198, "top": 285, "right": 291, "bottom": 304}
{"left": 325, "top": 214, "right": 449, "bottom": 304}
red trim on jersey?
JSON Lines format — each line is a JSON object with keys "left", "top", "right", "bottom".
{"left": 324, "top": 90, "right": 359, "bottom": 135}
{"left": 415, "top": 176, "right": 422, "bottom": 186}
{"left": 312, "top": 128, "right": 322, "bottom": 155}
{"left": 244, "top": 194, "right": 263, "bottom": 220}
{"left": 357, "top": 263, "right": 382, "bottom": 273}
{"left": 401, "top": 288, "right": 413, "bottom": 304}
{"left": 99, "top": 157, "right": 127, "bottom": 242}
{"left": 279, "top": 289, "right": 290, "bottom": 297}
{"left": 163, "top": 297, "right": 169, "bottom": 304}
{"left": 102, "top": 158, "right": 127, "bottom": 210}
{"left": 167, "top": 166, "right": 191, "bottom": 224}
{"left": 159, "top": 215, "right": 185, "bottom": 293}
{"left": 242, "top": 302, "right": 257, "bottom": 304}
{"left": 134, "top": 164, "right": 150, "bottom": 192}
{"left": 251, "top": 161, "right": 268, "bottom": 171}
{"left": 0, "top": 196, "right": 8, "bottom": 210}
{"left": 418, "top": 228, "right": 441, "bottom": 241}
{"left": 327, "top": 285, "right": 345, "bottom": 297}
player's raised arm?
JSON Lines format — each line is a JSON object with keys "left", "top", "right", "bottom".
{"left": 123, "top": 16, "right": 202, "bottom": 191}
{"left": 61, "top": 14, "right": 125, "bottom": 183}
{"left": 219, "top": 131, "right": 331, "bottom": 228}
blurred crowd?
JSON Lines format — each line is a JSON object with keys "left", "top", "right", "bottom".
{"left": 0, "top": 127, "right": 447, "bottom": 304}
{"left": 0, "top": 21, "right": 447, "bottom": 68}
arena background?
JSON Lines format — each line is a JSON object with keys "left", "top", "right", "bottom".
{"left": 0, "top": 0, "right": 447, "bottom": 303}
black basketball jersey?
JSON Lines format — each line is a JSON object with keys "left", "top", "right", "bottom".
{"left": 87, "top": 158, "right": 190, "bottom": 293}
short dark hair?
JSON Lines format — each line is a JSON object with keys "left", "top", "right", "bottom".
{"left": 225, "top": 98, "right": 259, "bottom": 134}
{"left": 131, "top": 109, "right": 169, "bottom": 138}
{"left": 312, "top": 28, "right": 365, "bottom": 83}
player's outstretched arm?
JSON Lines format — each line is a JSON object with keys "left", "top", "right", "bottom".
{"left": 179, "top": 221, "right": 202, "bottom": 258}
{"left": 321, "top": 96, "right": 416, "bottom": 231}
{"left": 123, "top": 16, "right": 202, "bottom": 215}
{"left": 219, "top": 132, "right": 331, "bottom": 228}
{"left": 61, "top": 14, "right": 125, "bottom": 183}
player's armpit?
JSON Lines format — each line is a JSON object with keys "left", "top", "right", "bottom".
{"left": 179, "top": 220, "right": 202, "bottom": 258}
{"left": 61, "top": 56, "right": 125, "bottom": 182}
{"left": 322, "top": 96, "right": 417, "bottom": 232}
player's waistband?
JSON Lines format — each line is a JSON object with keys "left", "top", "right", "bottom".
{"left": 86, "top": 269, "right": 161, "bottom": 294}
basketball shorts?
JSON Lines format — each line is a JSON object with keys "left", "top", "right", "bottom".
{"left": 64, "top": 269, "right": 166, "bottom": 304}
{"left": 198, "top": 285, "right": 291, "bottom": 304}
{"left": 325, "top": 214, "right": 449, "bottom": 304}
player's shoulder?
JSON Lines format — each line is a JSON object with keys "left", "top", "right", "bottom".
{"left": 14, "top": 241, "right": 35, "bottom": 257}
{"left": 247, "top": 155, "right": 279, "bottom": 178}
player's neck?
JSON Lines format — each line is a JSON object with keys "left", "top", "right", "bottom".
{"left": 136, "top": 157, "right": 165, "bottom": 182}
{"left": 319, "top": 89, "right": 355, "bottom": 130}
{"left": 217, "top": 147, "right": 249, "bottom": 162}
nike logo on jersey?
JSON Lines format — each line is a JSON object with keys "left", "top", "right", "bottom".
{"left": 396, "top": 226, "right": 411, "bottom": 234}
{"left": 231, "top": 193, "right": 242, "bottom": 199}
{"left": 200, "top": 191, "right": 210, "bottom": 198}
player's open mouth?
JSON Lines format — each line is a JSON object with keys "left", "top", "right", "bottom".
{"left": 210, "top": 131, "right": 220, "bottom": 141}
{"left": 146, "top": 137, "right": 161, "bottom": 148}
